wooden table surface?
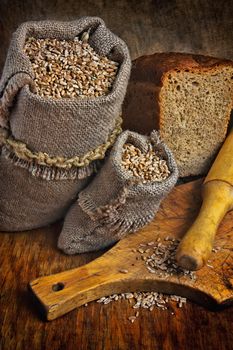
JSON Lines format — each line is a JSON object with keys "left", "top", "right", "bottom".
{"left": 0, "top": 1, "right": 233, "bottom": 349}
{"left": 1, "top": 184, "right": 233, "bottom": 350}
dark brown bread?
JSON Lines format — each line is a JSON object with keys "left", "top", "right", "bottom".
{"left": 123, "top": 53, "right": 233, "bottom": 176}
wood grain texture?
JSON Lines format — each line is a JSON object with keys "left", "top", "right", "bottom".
{"left": 1, "top": 180, "right": 233, "bottom": 349}
{"left": 30, "top": 180, "right": 233, "bottom": 320}
{"left": 0, "top": 0, "right": 233, "bottom": 73}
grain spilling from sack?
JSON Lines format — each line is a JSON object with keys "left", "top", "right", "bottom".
{"left": 92, "top": 236, "right": 198, "bottom": 322}
{"left": 96, "top": 292, "right": 187, "bottom": 323}
{"left": 24, "top": 36, "right": 119, "bottom": 98}
{"left": 121, "top": 143, "right": 170, "bottom": 183}
{"left": 96, "top": 292, "right": 187, "bottom": 322}
{"left": 97, "top": 291, "right": 187, "bottom": 310}
{"left": 137, "top": 237, "right": 197, "bottom": 280}
{"left": 94, "top": 238, "right": 222, "bottom": 321}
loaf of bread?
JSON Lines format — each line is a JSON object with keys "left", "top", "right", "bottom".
{"left": 122, "top": 53, "right": 233, "bottom": 176}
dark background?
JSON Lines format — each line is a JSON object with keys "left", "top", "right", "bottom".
{"left": 1, "top": 0, "right": 233, "bottom": 72}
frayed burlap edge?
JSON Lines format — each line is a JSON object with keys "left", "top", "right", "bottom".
{"left": 79, "top": 189, "right": 156, "bottom": 236}
{"left": 78, "top": 178, "right": 157, "bottom": 235}
{"left": 0, "top": 115, "right": 122, "bottom": 180}
{"left": 1, "top": 146, "right": 102, "bottom": 180}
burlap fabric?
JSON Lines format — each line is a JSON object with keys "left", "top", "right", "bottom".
{"left": 0, "top": 17, "right": 131, "bottom": 231}
{"left": 58, "top": 130, "right": 178, "bottom": 254}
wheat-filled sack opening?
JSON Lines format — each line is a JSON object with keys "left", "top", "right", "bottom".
{"left": 0, "top": 18, "right": 131, "bottom": 181}
{"left": 18, "top": 20, "right": 128, "bottom": 105}
{"left": 114, "top": 131, "right": 177, "bottom": 194}
{"left": 1, "top": 18, "right": 131, "bottom": 161}
{"left": 0, "top": 17, "right": 133, "bottom": 232}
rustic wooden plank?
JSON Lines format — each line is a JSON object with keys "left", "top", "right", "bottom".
{"left": 1, "top": 180, "right": 233, "bottom": 349}
{"left": 29, "top": 179, "right": 233, "bottom": 320}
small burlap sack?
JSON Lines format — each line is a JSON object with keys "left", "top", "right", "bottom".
{"left": 0, "top": 17, "right": 131, "bottom": 231}
{"left": 58, "top": 130, "right": 178, "bottom": 254}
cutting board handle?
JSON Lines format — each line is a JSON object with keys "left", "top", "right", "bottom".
{"left": 29, "top": 250, "right": 138, "bottom": 320}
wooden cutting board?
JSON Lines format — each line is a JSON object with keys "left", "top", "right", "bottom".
{"left": 30, "top": 179, "right": 233, "bottom": 320}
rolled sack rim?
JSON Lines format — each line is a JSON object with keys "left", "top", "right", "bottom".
{"left": 11, "top": 17, "right": 131, "bottom": 107}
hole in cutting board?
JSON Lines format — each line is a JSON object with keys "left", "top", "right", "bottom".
{"left": 52, "top": 282, "right": 65, "bottom": 292}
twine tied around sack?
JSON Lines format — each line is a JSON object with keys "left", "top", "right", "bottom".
{"left": 0, "top": 116, "right": 123, "bottom": 169}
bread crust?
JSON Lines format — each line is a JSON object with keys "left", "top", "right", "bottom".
{"left": 122, "top": 52, "right": 233, "bottom": 133}
{"left": 122, "top": 52, "right": 233, "bottom": 176}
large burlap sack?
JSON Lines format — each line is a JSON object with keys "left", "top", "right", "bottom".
{"left": 58, "top": 130, "right": 178, "bottom": 254}
{"left": 0, "top": 17, "right": 131, "bottom": 231}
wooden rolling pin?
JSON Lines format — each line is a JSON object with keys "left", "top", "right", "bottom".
{"left": 176, "top": 130, "right": 233, "bottom": 271}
